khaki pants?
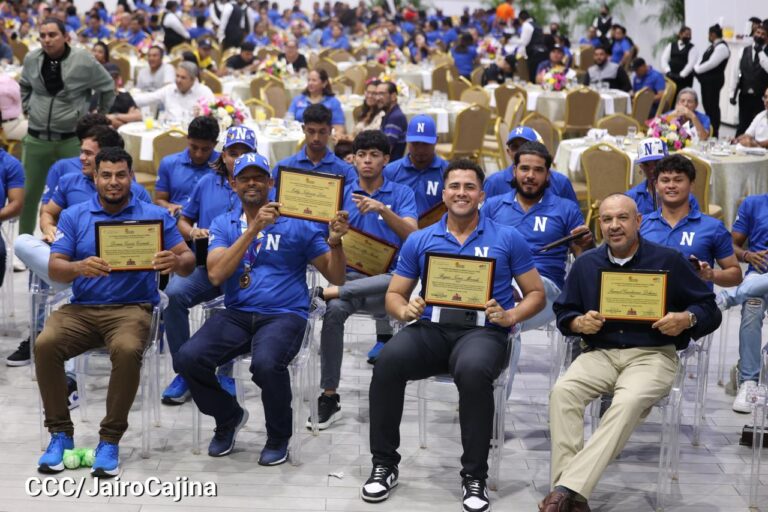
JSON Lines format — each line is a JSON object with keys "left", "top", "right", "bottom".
{"left": 549, "top": 345, "right": 678, "bottom": 498}
{"left": 35, "top": 304, "right": 152, "bottom": 443}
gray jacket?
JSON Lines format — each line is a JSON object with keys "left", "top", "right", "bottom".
{"left": 19, "top": 45, "right": 114, "bottom": 135}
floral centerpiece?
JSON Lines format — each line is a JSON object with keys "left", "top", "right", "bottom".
{"left": 543, "top": 68, "right": 568, "bottom": 91}
{"left": 377, "top": 72, "right": 412, "bottom": 98}
{"left": 258, "top": 56, "right": 288, "bottom": 77}
{"left": 376, "top": 46, "right": 406, "bottom": 69}
{"left": 477, "top": 37, "right": 500, "bottom": 60}
{"left": 646, "top": 114, "right": 694, "bottom": 151}
{"left": 197, "top": 96, "right": 248, "bottom": 130}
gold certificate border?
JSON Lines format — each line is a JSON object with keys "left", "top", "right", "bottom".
{"left": 276, "top": 166, "right": 345, "bottom": 223}
{"left": 423, "top": 252, "right": 496, "bottom": 310}
{"left": 598, "top": 269, "right": 668, "bottom": 321}
{"left": 418, "top": 202, "right": 447, "bottom": 229}
{"left": 342, "top": 227, "right": 398, "bottom": 277}
{"left": 95, "top": 220, "right": 164, "bottom": 272}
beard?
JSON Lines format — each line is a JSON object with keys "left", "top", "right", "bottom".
{"left": 512, "top": 177, "right": 548, "bottom": 200}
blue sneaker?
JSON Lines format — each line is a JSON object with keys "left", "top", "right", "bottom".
{"left": 258, "top": 438, "right": 289, "bottom": 466}
{"left": 38, "top": 432, "right": 74, "bottom": 473}
{"left": 91, "top": 441, "right": 120, "bottom": 478}
{"left": 162, "top": 374, "right": 191, "bottom": 405}
{"left": 367, "top": 342, "right": 386, "bottom": 364}
{"left": 208, "top": 407, "right": 249, "bottom": 457}
{"left": 218, "top": 374, "right": 237, "bottom": 397}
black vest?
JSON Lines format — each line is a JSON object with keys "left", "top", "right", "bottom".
{"left": 669, "top": 41, "right": 693, "bottom": 74}
{"left": 162, "top": 12, "right": 187, "bottom": 51}
{"left": 223, "top": 3, "right": 245, "bottom": 45}
{"left": 526, "top": 22, "right": 547, "bottom": 54}
{"left": 698, "top": 40, "right": 729, "bottom": 81}
{"left": 596, "top": 15, "right": 612, "bottom": 39}
{"left": 738, "top": 45, "right": 768, "bottom": 95}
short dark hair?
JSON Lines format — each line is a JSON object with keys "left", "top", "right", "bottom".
{"left": 656, "top": 154, "right": 696, "bottom": 182}
{"left": 303, "top": 103, "right": 333, "bottom": 126}
{"left": 513, "top": 141, "right": 552, "bottom": 169}
{"left": 84, "top": 125, "right": 125, "bottom": 149}
{"left": 187, "top": 115, "right": 220, "bottom": 142}
{"left": 241, "top": 41, "right": 256, "bottom": 52}
{"left": 352, "top": 129, "right": 391, "bottom": 156}
{"left": 630, "top": 57, "right": 646, "bottom": 71}
{"left": 148, "top": 45, "right": 165, "bottom": 56}
{"left": 334, "top": 139, "right": 353, "bottom": 160}
{"left": 594, "top": 44, "right": 610, "bottom": 54}
{"left": 40, "top": 17, "right": 67, "bottom": 34}
{"left": 709, "top": 24, "right": 723, "bottom": 38}
{"left": 443, "top": 158, "right": 485, "bottom": 185}
{"left": 96, "top": 146, "right": 133, "bottom": 171}
{"left": 380, "top": 81, "right": 397, "bottom": 95}
{"left": 76, "top": 113, "right": 110, "bottom": 140}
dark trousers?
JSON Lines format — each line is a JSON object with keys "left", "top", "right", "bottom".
{"left": 700, "top": 78, "right": 724, "bottom": 137}
{"left": 176, "top": 309, "right": 306, "bottom": 442}
{"left": 0, "top": 235, "right": 6, "bottom": 288}
{"left": 737, "top": 91, "right": 766, "bottom": 135}
{"left": 668, "top": 73, "right": 693, "bottom": 103}
{"left": 369, "top": 320, "right": 508, "bottom": 479}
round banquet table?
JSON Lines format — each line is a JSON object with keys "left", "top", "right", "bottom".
{"left": 393, "top": 63, "right": 435, "bottom": 92}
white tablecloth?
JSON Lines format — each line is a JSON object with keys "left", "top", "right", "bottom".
{"left": 341, "top": 97, "right": 468, "bottom": 138}
{"left": 394, "top": 63, "right": 434, "bottom": 91}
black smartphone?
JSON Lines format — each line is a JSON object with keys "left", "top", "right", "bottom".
{"left": 688, "top": 255, "right": 701, "bottom": 270}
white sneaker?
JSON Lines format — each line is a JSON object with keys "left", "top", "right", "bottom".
{"left": 733, "top": 380, "right": 758, "bottom": 413}
{"left": 12, "top": 255, "right": 26, "bottom": 272}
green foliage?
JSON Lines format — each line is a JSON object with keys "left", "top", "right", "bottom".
{"left": 643, "top": 0, "right": 685, "bottom": 55}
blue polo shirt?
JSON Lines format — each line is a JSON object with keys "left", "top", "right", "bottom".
{"left": 611, "top": 38, "right": 632, "bottom": 64}
{"left": 323, "top": 35, "right": 350, "bottom": 50}
{"left": 483, "top": 166, "right": 579, "bottom": 205}
{"left": 483, "top": 189, "right": 584, "bottom": 289}
{"left": 732, "top": 194, "right": 768, "bottom": 276}
{"left": 127, "top": 30, "right": 147, "bottom": 46}
{"left": 42, "top": 157, "right": 82, "bottom": 204}
{"left": 0, "top": 149, "right": 24, "bottom": 211}
{"left": 395, "top": 212, "right": 535, "bottom": 326}
{"left": 51, "top": 173, "right": 151, "bottom": 210}
{"left": 82, "top": 26, "right": 112, "bottom": 39}
{"left": 245, "top": 33, "right": 271, "bottom": 46}
{"left": 182, "top": 172, "right": 240, "bottom": 229}
{"left": 451, "top": 46, "right": 478, "bottom": 77}
{"left": 641, "top": 208, "right": 732, "bottom": 288}
{"left": 52, "top": 195, "right": 183, "bottom": 305}
{"left": 287, "top": 94, "right": 345, "bottom": 126}
{"left": 344, "top": 179, "right": 418, "bottom": 271}
{"left": 271, "top": 148, "right": 357, "bottom": 186}
{"left": 662, "top": 109, "right": 711, "bottom": 133}
{"left": 383, "top": 154, "right": 447, "bottom": 216}
{"left": 208, "top": 211, "right": 329, "bottom": 318}
{"left": 632, "top": 66, "right": 666, "bottom": 93}
{"left": 625, "top": 179, "right": 700, "bottom": 215}
{"left": 155, "top": 148, "right": 219, "bottom": 205}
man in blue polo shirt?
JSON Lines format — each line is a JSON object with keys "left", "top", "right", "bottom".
{"left": 82, "top": 13, "right": 111, "bottom": 38}
{"left": 484, "top": 126, "right": 578, "bottom": 205}
{"left": 484, "top": 141, "right": 592, "bottom": 331}
{"left": 610, "top": 24, "right": 632, "bottom": 66}
{"left": 377, "top": 81, "right": 408, "bottom": 161}
{"left": 383, "top": 115, "right": 448, "bottom": 218}
{"left": 162, "top": 126, "right": 256, "bottom": 405}
{"left": 311, "top": 130, "right": 417, "bottom": 430}
{"left": 155, "top": 116, "right": 220, "bottom": 217}
{"left": 361, "top": 159, "right": 545, "bottom": 512}
{"left": 176, "top": 152, "right": 349, "bottom": 465}
{"left": 34, "top": 146, "right": 194, "bottom": 478}
{"left": 631, "top": 57, "right": 666, "bottom": 117}
{"left": 271, "top": 104, "right": 357, "bottom": 187}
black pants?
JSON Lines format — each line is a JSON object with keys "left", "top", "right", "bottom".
{"left": 700, "top": 78, "right": 724, "bottom": 137}
{"left": 737, "top": 91, "right": 765, "bottom": 135}
{"left": 369, "top": 320, "right": 508, "bottom": 479}
{"left": 667, "top": 72, "right": 693, "bottom": 102}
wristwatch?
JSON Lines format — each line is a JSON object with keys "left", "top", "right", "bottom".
{"left": 687, "top": 311, "right": 697, "bottom": 328}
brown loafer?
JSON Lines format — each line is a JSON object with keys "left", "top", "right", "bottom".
{"left": 538, "top": 490, "right": 573, "bottom": 512}
{"left": 571, "top": 501, "right": 591, "bottom": 512}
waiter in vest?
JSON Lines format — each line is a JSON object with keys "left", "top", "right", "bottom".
{"left": 214, "top": 0, "right": 246, "bottom": 50}
{"left": 730, "top": 23, "right": 768, "bottom": 135}
{"left": 518, "top": 10, "right": 549, "bottom": 83}
{"left": 662, "top": 26, "right": 698, "bottom": 98}
{"left": 694, "top": 24, "right": 730, "bottom": 138}
{"left": 592, "top": 3, "right": 612, "bottom": 44}
{"left": 161, "top": 1, "right": 190, "bottom": 52}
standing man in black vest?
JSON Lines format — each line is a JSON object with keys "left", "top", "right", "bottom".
{"left": 214, "top": 0, "right": 246, "bottom": 50}
{"left": 662, "top": 26, "right": 698, "bottom": 99}
{"left": 592, "top": 3, "right": 612, "bottom": 45}
{"left": 518, "top": 10, "right": 549, "bottom": 83}
{"left": 694, "top": 24, "right": 730, "bottom": 138}
{"left": 161, "top": 1, "right": 190, "bottom": 52}
{"left": 730, "top": 23, "right": 768, "bottom": 135}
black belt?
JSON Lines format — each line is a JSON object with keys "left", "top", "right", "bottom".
{"left": 28, "top": 129, "right": 77, "bottom": 141}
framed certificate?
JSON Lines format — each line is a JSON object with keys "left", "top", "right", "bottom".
{"left": 95, "top": 220, "right": 164, "bottom": 272}
{"left": 423, "top": 252, "right": 495, "bottom": 310}
{"left": 598, "top": 269, "right": 668, "bottom": 321}
{"left": 342, "top": 227, "right": 398, "bottom": 276}
{"left": 418, "top": 202, "right": 447, "bottom": 229}
{"left": 275, "top": 166, "right": 345, "bottom": 223}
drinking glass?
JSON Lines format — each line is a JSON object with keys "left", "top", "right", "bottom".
{"left": 627, "top": 126, "right": 637, "bottom": 140}
{"left": 615, "top": 135, "right": 625, "bottom": 148}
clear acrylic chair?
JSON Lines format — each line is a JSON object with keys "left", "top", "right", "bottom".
{"left": 748, "top": 349, "right": 768, "bottom": 510}
{"left": 555, "top": 335, "right": 695, "bottom": 512}
{"left": 690, "top": 333, "right": 714, "bottom": 446}
{"left": 0, "top": 218, "right": 17, "bottom": 334}
{"left": 413, "top": 324, "right": 522, "bottom": 491}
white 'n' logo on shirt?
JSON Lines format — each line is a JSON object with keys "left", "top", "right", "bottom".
{"left": 426, "top": 181, "right": 439, "bottom": 196}
{"left": 266, "top": 234, "right": 281, "bottom": 251}
{"left": 533, "top": 216, "right": 548, "bottom": 232}
{"left": 680, "top": 232, "right": 695, "bottom": 246}
{"left": 474, "top": 247, "right": 489, "bottom": 257}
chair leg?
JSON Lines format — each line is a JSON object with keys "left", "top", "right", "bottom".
{"left": 192, "top": 405, "right": 201, "bottom": 455}
{"left": 418, "top": 381, "right": 428, "bottom": 449}
{"left": 488, "top": 385, "right": 505, "bottom": 491}
{"left": 716, "top": 310, "right": 731, "bottom": 386}
{"left": 39, "top": 393, "right": 48, "bottom": 451}
{"left": 749, "top": 398, "right": 765, "bottom": 509}
{"left": 76, "top": 356, "right": 89, "bottom": 422}
{"left": 141, "top": 366, "right": 150, "bottom": 459}
{"left": 289, "top": 364, "right": 303, "bottom": 466}
{"left": 656, "top": 403, "right": 671, "bottom": 512}
{"left": 692, "top": 340, "right": 711, "bottom": 446}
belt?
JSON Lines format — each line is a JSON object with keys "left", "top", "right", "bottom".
{"left": 28, "top": 129, "right": 77, "bottom": 141}
{"left": 1, "top": 117, "right": 18, "bottom": 123}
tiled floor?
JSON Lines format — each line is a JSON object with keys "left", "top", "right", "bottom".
{"left": 0, "top": 268, "right": 765, "bottom": 512}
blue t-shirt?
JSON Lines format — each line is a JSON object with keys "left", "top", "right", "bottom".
{"left": 0, "top": 149, "right": 24, "bottom": 210}
{"left": 383, "top": 154, "right": 447, "bottom": 216}
{"left": 182, "top": 172, "right": 240, "bottom": 229}
{"left": 245, "top": 33, "right": 271, "bottom": 46}
{"left": 395, "top": 212, "right": 535, "bottom": 326}
{"left": 271, "top": 148, "right": 357, "bottom": 187}
{"left": 611, "top": 38, "right": 632, "bottom": 64}
{"left": 732, "top": 194, "right": 768, "bottom": 275}
{"left": 640, "top": 208, "right": 733, "bottom": 288}
{"left": 451, "top": 46, "right": 478, "bottom": 77}
{"left": 633, "top": 66, "right": 666, "bottom": 93}
{"left": 287, "top": 94, "right": 345, "bottom": 126}
{"left": 483, "top": 166, "right": 579, "bottom": 205}
{"left": 483, "top": 189, "right": 584, "bottom": 289}
{"left": 82, "top": 26, "right": 111, "bottom": 39}
{"left": 625, "top": 179, "right": 699, "bottom": 215}
{"left": 52, "top": 195, "right": 183, "bottom": 305}
{"left": 323, "top": 34, "right": 350, "bottom": 50}
{"left": 155, "top": 148, "right": 219, "bottom": 205}
{"left": 662, "top": 109, "right": 711, "bottom": 133}
{"left": 51, "top": 173, "right": 151, "bottom": 210}
{"left": 42, "top": 157, "right": 82, "bottom": 204}
{"left": 127, "top": 30, "right": 148, "bottom": 46}
{"left": 208, "top": 211, "right": 329, "bottom": 318}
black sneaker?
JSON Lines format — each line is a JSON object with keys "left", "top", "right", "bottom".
{"left": 6, "top": 338, "right": 30, "bottom": 366}
{"left": 306, "top": 393, "right": 341, "bottom": 430}
{"left": 361, "top": 465, "right": 398, "bottom": 503}
{"left": 461, "top": 476, "right": 490, "bottom": 512}
{"left": 67, "top": 376, "right": 79, "bottom": 410}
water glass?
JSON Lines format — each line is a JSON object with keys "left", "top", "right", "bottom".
{"left": 615, "top": 135, "right": 625, "bottom": 148}
{"left": 627, "top": 126, "right": 637, "bottom": 140}
{"left": 718, "top": 134, "right": 730, "bottom": 151}
{"left": 706, "top": 139, "right": 716, "bottom": 154}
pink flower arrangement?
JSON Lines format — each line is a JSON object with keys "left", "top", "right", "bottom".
{"left": 197, "top": 96, "right": 246, "bottom": 129}
{"left": 545, "top": 71, "right": 568, "bottom": 91}
{"left": 478, "top": 38, "right": 499, "bottom": 59}
{"left": 646, "top": 114, "right": 693, "bottom": 151}
{"left": 376, "top": 46, "right": 405, "bottom": 69}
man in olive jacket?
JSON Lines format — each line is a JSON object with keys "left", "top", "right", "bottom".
{"left": 18, "top": 18, "right": 114, "bottom": 234}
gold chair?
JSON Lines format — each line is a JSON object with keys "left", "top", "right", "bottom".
{"left": 328, "top": 49, "right": 354, "bottom": 62}
{"left": 200, "top": 69, "right": 223, "bottom": 95}
{"left": 249, "top": 75, "right": 281, "bottom": 100}
{"left": 110, "top": 41, "right": 139, "bottom": 58}
{"left": 502, "top": 91, "right": 527, "bottom": 129}
{"left": 332, "top": 75, "right": 356, "bottom": 92}
{"left": 343, "top": 65, "right": 367, "bottom": 95}
{"left": 169, "top": 42, "right": 196, "bottom": 58}
{"left": 244, "top": 98, "right": 275, "bottom": 120}
{"left": 219, "top": 47, "right": 240, "bottom": 68}
{"left": 435, "top": 104, "right": 492, "bottom": 161}
{"left": 353, "top": 47, "right": 368, "bottom": 61}
{"left": 481, "top": 118, "right": 508, "bottom": 169}
{"left": 470, "top": 66, "right": 484, "bottom": 86}
{"left": 459, "top": 86, "right": 491, "bottom": 108}
{"left": 578, "top": 45, "right": 594, "bottom": 71}
{"left": 431, "top": 53, "right": 453, "bottom": 68}
{"left": 318, "top": 48, "right": 333, "bottom": 60}
{"left": 521, "top": 111, "right": 560, "bottom": 156}
{"left": 431, "top": 65, "right": 451, "bottom": 97}
{"left": 448, "top": 75, "right": 470, "bottom": 101}
{"left": 10, "top": 39, "right": 28, "bottom": 64}
{"left": 494, "top": 84, "right": 528, "bottom": 119}
{"left": 515, "top": 58, "right": 529, "bottom": 83}
{"left": 111, "top": 55, "right": 132, "bottom": 85}
{"left": 308, "top": 52, "right": 319, "bottom": 70}
{"left": 364, "top": 61, "right": 386, "bottom": 80}
{"left": 596, "top": 114, "right": 644, "bottom": 136}
{"left": 581, "top": 143, "right": 631, "bottom": 233}
{"left": 315, "top": 58, "right": 339, "bottom": 78}
{"left": 686, "top": 153, "right": 723, "bottom": 220}
{"left": 152, "top": 129, "right": 188, "bottom": 173}
{"left": 261, "top": 83, "right": 290, "bottom": 118}
{"left": 553, "top": 87, "right": 601, "bottom": 138}
{"left": 655, "top": 77, "right": 677, "bottom": 118}
{"left": 632, "top": 86, "right": 655, "bottom": 125}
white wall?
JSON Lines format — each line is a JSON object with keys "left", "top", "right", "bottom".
{"left": 685, "top": 0, "right": 765, "bottom": 47}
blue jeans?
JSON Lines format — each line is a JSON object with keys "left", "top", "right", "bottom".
{"left": 176, "top": 309, "right": 307, "bottom": 441}
{"left": 724, "top": 272, "right": 768, "bottom": 308}
{"left": 164, "top": 267, "right": 221, "bottom": 372}
{"left": 739, "top": 296, "right": 767, "bottom": 383}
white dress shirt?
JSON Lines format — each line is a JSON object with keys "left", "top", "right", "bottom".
{"left": 517, "top": 20, "right": 534, "bottom": 58}
{"left": 661, "top": 41, "right": 699, "bottom": 77}
{"left": 162, "top": 11, "right": 190, "bottom": 40}
{"left": 745, "top": 110, "right": 768, "bottom": 142}
{"left": 216, "top": 2, "right": 234, "bottom": 40}
{"left": 133, "top": 81, "right": 215, "bottom": 121}
{"left": 694, "top": 39, "right": 730, "bottom": 74}
{"left": 136, "top": 63, "right": 176, "bottom": 92}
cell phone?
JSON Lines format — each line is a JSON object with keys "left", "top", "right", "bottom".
{"left": 688, "top": 255, "right": 701, "bottom": 270}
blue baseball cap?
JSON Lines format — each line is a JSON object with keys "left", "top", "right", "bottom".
{"left": 233, "top": 152, "right": 271, "bottom": 177}
{"left": 406, "top": 115, "right": 438, "bottom": 144}
{"left": 223, "top": 126, "right": 256, "bottom": 150}
{"left": 507, "top": 126, "right": 542, "bottom": 144}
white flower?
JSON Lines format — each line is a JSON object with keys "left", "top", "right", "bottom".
{"left": 216, "top": 107, "right": 228, "bottom": 119}
{"left": 221, "top": 116, "right": 233, "bottom": 129}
